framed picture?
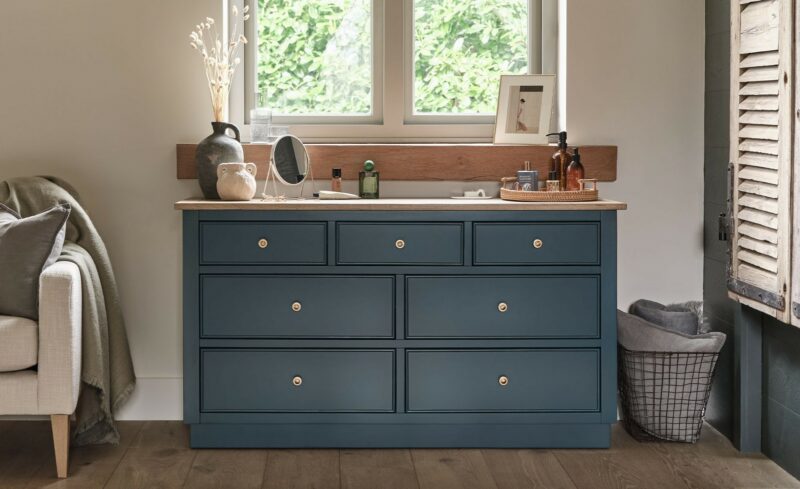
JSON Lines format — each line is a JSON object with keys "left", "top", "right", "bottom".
{"left": 493, "top": 74, "right": 556, "bottom": 144}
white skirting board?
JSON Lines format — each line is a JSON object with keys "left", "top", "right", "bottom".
{"left": 0, "top": 377, "right": 183, "bottom": 421}
{"left": 114, "top": 377, "right": 182, "bottom": 420}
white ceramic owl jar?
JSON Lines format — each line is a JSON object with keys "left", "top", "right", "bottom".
{"left": 216, "top": 162, "right": 257, "bottom": 201}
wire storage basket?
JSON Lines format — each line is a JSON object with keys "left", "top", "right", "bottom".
{"left": 618, "top": 347, "right": 721, "bottom": 443}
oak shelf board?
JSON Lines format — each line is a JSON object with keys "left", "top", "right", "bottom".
{"left": 176, "top": 143, "right": 618, "bottom": 182}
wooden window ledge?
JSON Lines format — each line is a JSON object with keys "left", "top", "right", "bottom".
{"left": 176, "top": 143, "right": 617, "bottom": 182}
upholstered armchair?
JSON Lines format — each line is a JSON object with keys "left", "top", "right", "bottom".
{"left": 0, "top": 261, "right": 81, "bottom": 478}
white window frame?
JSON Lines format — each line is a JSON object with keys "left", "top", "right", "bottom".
{"left": 230, "top": 0, "right": 559, "bottom": 142}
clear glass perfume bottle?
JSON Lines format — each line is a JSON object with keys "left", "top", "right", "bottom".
{"left": 359, "top": 160, "right": 379, "bottom": 199}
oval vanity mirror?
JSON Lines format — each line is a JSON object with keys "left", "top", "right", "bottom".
{"left": 270, "top": 135, "right": 309, "bottom": 185}
{"left": 262, "top": 134, "right": 314, "bottom": 200}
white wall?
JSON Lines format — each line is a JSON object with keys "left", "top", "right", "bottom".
{"left": 565, "top": 0, "right": 705, "bottom": 308}
{"left": 0, "top": 0, "right": 704, "bottom": 420}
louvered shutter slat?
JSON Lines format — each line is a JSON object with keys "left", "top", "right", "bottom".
{"left": 739, "top": 110, "right": 779, "bottom": 125}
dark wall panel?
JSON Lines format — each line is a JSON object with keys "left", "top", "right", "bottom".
{"left": 763, "top": 318, "right": 800, "bottom": 476}
{"left": 703, "top": 0, "right": 734, "bottom": 440}
{"left": 704, "top": 0, "right": 800, "bottom": 479}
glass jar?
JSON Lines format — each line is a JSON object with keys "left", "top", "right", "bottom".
{"left": 250, "top": 108, "right": 272, "bottom": 143}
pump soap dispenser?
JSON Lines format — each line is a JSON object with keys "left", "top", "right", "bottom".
{"left": 546, "top": 131, "right": 572, "bottom": 191}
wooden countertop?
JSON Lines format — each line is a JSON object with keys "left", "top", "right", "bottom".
{"left": 175, "top": 198, "right": 627, "bottom": 211}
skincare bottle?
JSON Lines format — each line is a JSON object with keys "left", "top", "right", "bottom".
{"left": 546, "top": 131, "right": 572, "bottom": 191}
{"left": 359, "top": 160, "right": 380, "bottom": 199}
{"left": 331, "top": 168, "right": 342, "bottom": 192}
{"left": 566, "top": 148, "right": 585, "bottom": 191}
{"left": 516, "top": 161, "right": 539, "bottom": 192}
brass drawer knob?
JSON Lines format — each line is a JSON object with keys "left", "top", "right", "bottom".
{"left": 498, "top": 375, "right": 509, "bottom": 386}
{"left": 292, "top": 375, "right": 303, "bottom": 386}
{"left": 395, "top": 239, "right": 405, "bottom": 249}
{"left": 498, "top": 302, "right": 508, "bottom": 313}
{"left": 532, "top": 239, "right": 543, "bottom": 249}
{"left": 291, "top": 301, "right": 302, "bottom": 312}
{"left": 258, "top": 238, "right": 269, "bottom": 249}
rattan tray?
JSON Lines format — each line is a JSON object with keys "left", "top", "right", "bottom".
{"left": 499, "top": 177, "right": 599, "bottom": 202}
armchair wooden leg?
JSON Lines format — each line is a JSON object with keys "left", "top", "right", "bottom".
{"left": 50, "top": 414, "right": 70, "bottom": 478}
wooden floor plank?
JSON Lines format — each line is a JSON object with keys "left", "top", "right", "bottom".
{"left": 481, "top": 449, "right": 578, "bottom": 489}
{"left": 183, "top": 449, "right": 267, "bottom": 489}
{"left": 129, "top": 421, "right": 190, "bottom": 449}
{"left": 340, "top": 449, "right": 419, "bottom": 489}
{"left": 691, "top": 426, "right": 800, "bottom": 489}
{"left": 104, "top": 421, "right": 196, "bottom": 489}
{"left": 0, "top": 420, "right": 13, "bottom": 439}
{"left": 411, "top": 449, "right": 498, "bottom": 489}
{"left": 262, "top": 450, "right": 340, "bottom": 489}
{"left": 553, "top": 425, "right": 693, "bottom": 489}
{"left": 103, "top": 447, "right": 196, "bottom": 489}
{"left": 23, "top": 421, "right": 144, "bottom": 489}
{"left": 0, "top": 421, "right": 798, "bottom": 489}
{"left": 0, "top": 421, "right": 54, "bottom": 489}
{"left": 642, "top": 426, "right": 766, "bottom": 489}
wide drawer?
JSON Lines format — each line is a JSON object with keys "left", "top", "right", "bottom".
{"left": 406, "top": 276, "right": 599, "bottom": 338}
{"left": 202, "top": 349, "right": 395, "bottom": 412}
{"left": 201, "top": 275, "right": 394, "bottom": 338}
{"left": 473, "top": 222, "right": 599, "bottom": 265}
{"left": 337, "top": 223, "right": 463, "bottom": 265}
{"left": 200, "top": 222, "right": 326, "bottom": 265}
{"left": 406, "top": 349, "right": 599, "bottom": 412}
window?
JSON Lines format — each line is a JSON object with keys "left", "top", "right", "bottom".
{"left": 234, "top": 0, "right": 558, "bottom": 141}
{"left": 258, "top": 0, "right": 374, "bottom": 116}
{"left": 409, "top": 0, "right": 529, "bottom": 119}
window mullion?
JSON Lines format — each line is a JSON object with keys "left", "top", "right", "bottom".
{"left": 529, "top": 0, "right": 543, "bottom": 74}
{"left": 229, "top": 0, "right": 246, "bottom": 125}
{"left": 541, "top": 0, "right": 558, "bottom": 75}
{"left": 242, "top": 0, "right": 257, "bottom": 124}
{"left": 383, "top": 0, "right": 406, "bottom": 131}
{"left": 371, "top": 0, "right": 386, "bottom": 125}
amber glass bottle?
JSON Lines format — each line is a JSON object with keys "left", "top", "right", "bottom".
{"left": 547, "top": 131, "right": 572, "bottom": 190}
{"left": 566, "top": 147, "right": 585, "bottom": 191}
{"left": 331, "top": 168, "right": 342, "bottom": 192}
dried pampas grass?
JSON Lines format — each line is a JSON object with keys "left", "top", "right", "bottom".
{"left": 190, "top": 4, "right": 250, "bottom": 122}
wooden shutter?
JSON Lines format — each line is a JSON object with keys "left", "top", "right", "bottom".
{"left": 728, "top": 0, "right": 794, "bottom": 322}
{"left": 793, "top": 0, "right": 800, "bottom": 328}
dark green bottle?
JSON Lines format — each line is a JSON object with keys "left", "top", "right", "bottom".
{"left": 358, "top": 160, "right": 380, "bottom": 199}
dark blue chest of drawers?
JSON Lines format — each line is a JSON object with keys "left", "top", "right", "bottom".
{"left": 180, "top": 202, "right": 620, "bottom": 448}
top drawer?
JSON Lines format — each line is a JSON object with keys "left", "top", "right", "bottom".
{"left": 200, "top": 222, "right": 327, "bottom": 265}
{"left": 474, "top": 222, "right": 599, "bottom": 265}
{"left": 337, "top": 223, "right": 463, "bottom": 265}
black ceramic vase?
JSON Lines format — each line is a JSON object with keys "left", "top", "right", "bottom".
{"left": 196, "top": 122, "right": 244, "bottom": 199}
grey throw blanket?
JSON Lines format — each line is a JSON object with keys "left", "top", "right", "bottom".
{"left": 0, "top": 177, "right": 136, "bottom": 445}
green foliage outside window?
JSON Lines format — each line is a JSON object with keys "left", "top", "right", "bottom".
{"left": 258, "top": 0, "right": 372, "bottom": 114}
{"left": 257, "top": 0, "right": 528, "bottom": 115}
{"left": 414, "top": 0, "right": 528, "bottom": 114}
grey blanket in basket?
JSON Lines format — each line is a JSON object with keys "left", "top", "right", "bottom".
{"left": 629, "top": 299, "right": 705, "bottom": 335}
{"left": 618, "top": 311, "right": 726, "bottom": 442}
{"left": 618, "top": 311, "right": 725, "bottom": 353}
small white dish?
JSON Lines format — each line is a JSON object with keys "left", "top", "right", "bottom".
{"left": 452, "top": 188, "right": 490, "bottom": 199}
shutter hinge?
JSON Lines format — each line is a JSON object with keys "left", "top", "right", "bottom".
{"left": 722, "top": 162, "right": 734, "bottom": 243}
{"left": 718, "top": 213, "right": 731, "bottom": 241}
